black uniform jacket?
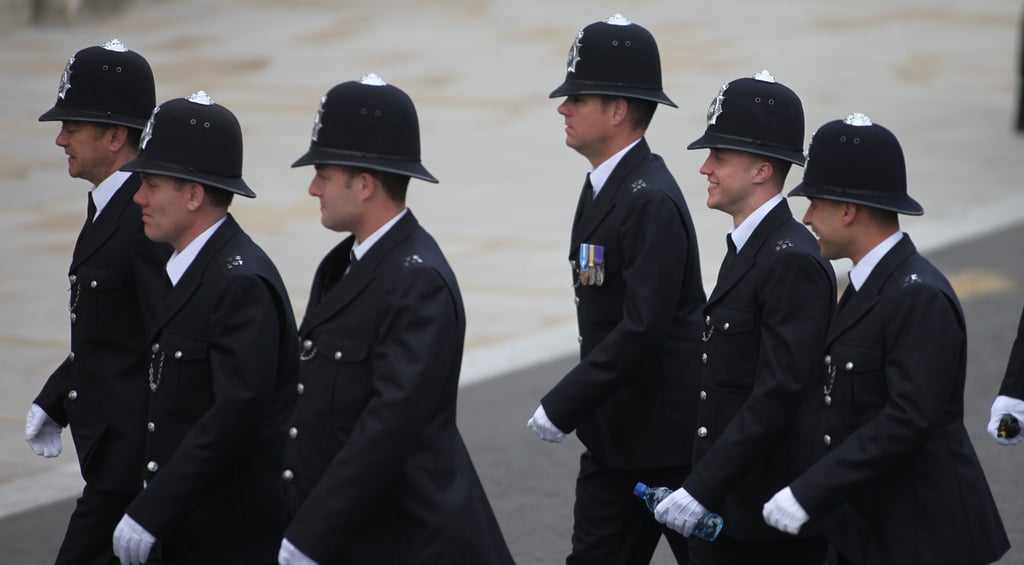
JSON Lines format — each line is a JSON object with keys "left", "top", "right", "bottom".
{"left": 281, "top": 211, "right": 514, "bottom": 565}
{"left": 125, "top": 214, "right": 298, "bottom": 565}
{"left": 35, "top": 173, "right": 169, "bottom": 493}
{"left": 791, "top": 235, "right": 1009, "bottom": 564}
{"left": 683, "top": 199, "right": 836, "bottom": 539}
{"left": 542, "top": 138, "right": 707, "bottom": 470}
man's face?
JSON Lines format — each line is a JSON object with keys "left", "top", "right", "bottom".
{"left": 308, "top": 164, "right": 361, "bottom": 233}
{"left": 557, "top": 94, "right": 615, "bottom": 164}
{"left": 698, "top": 148, "right": 762, "bottom": 217}
{"left": 134, "top": 173, "right": 193, "bottom": 250}
{"left": 802, "top": 197, "right": 848, "bottom": 261}
{"left": 55, "top": 121, "right": 117, "bottom": 185}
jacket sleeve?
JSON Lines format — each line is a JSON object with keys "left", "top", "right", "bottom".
{"left": 542, "top": 189, "right": 690, "bottom": 432}
{"left": 998, "top": 303, "right": 1024, "bottom": 399}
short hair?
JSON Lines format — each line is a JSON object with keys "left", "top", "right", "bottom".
{"left": 860, "top": 203, "right": 898, "bottom": 227}
{"left": 202, "top": 185, "right": 235, "bottom": 208}
{"left": 92, "top": 122, "right": 141, "bottom": 150}
{"left": 346, "top": 167, "right": 410, "bottom": 204}
{"left": 599, "top": 96, "right": 658, "bottom": 131}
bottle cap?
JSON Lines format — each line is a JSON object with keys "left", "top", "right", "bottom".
{"left": 632, "top": 482, "right": 648, "bottom": 498}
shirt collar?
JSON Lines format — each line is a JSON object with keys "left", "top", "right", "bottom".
{"left": 729, "top": 194, "right": 783, "bottom": 252}
{"left": 352, "top": 208, "right": 408, "bottom": 260}
{"left": 165, "top": 216, "right": 228, "bottom": 286}
{"left": 588, "top": 138, "right": 642, "bottom": 199}
{"left": 90, "top": 170, "right": 132, "bottom": 221}
{"left": 848, "top": 231, "right": 904, "bottom": 291}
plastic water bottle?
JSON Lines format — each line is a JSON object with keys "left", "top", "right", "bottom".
{"left": 633, "top": 482, "right": 724, "bottom": 541}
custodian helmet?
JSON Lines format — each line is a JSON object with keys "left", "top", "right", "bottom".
{"left": 291, "top": 74, "right": 437, "bottom": 183}
{"left": 789, "top": 113, "right": 922, "bottom": 215}
{"left": 549, "top": 14, "right": 676, "bottom": 107}
{"left": 121, "top": 91, "right": 255, "bottom": 198}
{"left": 688, "top": 70, "right": 805, "bottom": 165}
{"left": 39, "top": 39, "right": 156, "bottom": 130}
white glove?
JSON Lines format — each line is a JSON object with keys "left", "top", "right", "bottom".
{"left": 112, "top": 514, "right": 156, "bottom": 565}
{"left": 25, "top": 403, "right": 62, "bottom": 457}
{"left": 654, "top": 487, "right": 707, "bottom": 536}
{"left": 988, "top": 395, "right": 1024, "bottom": 446}
{"left": 527, "top": 404, "right": 566, "bottom": 443}
{"left": 279, "top": 538, "right": 319, "bottom": 565}
{"left": 763, "top": 486, "right": 809, "bottom": 535}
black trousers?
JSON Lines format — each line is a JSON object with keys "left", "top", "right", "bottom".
{"left": 688, "top": 533, "right": 827, "bottom": 565}
{"left": 55, "top": 485, "right": 136, "bottom": 565}
{"left": 567, "top": 450, "right": 691, "bottom": 565}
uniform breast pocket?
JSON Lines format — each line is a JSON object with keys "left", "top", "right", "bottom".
{"left": 74, "top": 266, "right": 128, "bottom": 342}
{"left": 708, "top": 306, "right": 758, "bottom": 390}
{"left": 829, "top": 342, "right": 884, "bottom": 421}
{"left": 155, "top": 333, "right": 212, "bottom": 418}
{"left": 309, "top": 334, "right": 373, "bottom": 422}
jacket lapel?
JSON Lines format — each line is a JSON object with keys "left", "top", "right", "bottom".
{"left": 569, "top": 139, "right": 651, "bottom": 248}
{"left": 299, "top": 210, "right": 420, "bottom": 334}
{"left": 70, "top": 175, "right": 141, "bottom": 269}
{"left": 149, "top": 214, "right": 242, "bottom": 339}
{"left": 826, "top": 235, "right": 917, "bottom": 344}
{"left": 706, "top": 199, "right": 792, "bottom": 306}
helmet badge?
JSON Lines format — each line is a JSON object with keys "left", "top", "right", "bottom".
{"left": 754, "top": 69, "right": 776, "bottom": 83}
{"left": 360, "top": 73, "right": 387, "bottom": 86}
{"left": 57, "top": 56, "right": 74, "bottom": 99}
{"left": 845, "top": 112, "right": 872, "bottom": 126}
{"left": 706, "top": 83, "right": 728, "bottom": 126}
{"left": 311, "top": 95, "right": 326, "bottom": 142}
{"left": 140, "top": 106, "right": 159, "bottom": 150}
{"left": 566, "top": 30, "right": 583, "bottom": 73}
{"left": 603, "top": 13, "right": 631, "bottom": 25}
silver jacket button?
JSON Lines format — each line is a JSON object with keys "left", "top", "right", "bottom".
{"left": 824, "top": 434, "right": 832, "bottom": 446}
{"left": 697, "top": 426, "right": 708, "bottom": 437}
{"left": 296, "top": 383, "right": 305, "bottom": 395}
{"left": 147, "top": 461, "right": 159, "bottom": 472}
{"left": 282, "top": 469, "right": 294, "bottom": 481}
{"left": 67, "top": 390, "right": 78, "bottom": 400}
{"left": 288, "top": 427, "right": 298, "bottom": 439}
{"left": 147, "top": 422, "right": 156, "bottom": 432}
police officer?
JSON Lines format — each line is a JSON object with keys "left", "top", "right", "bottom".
{"left": 28, "top": 39, "right": 169, "bottom": 565}
{"left": 278, "top": 75, "right": 514, "bottom": 565}
{"left": 110, "top": 91, "right": 298, "bottom": 565}
{"left": 528, "top": 14, "right": 706, "bottom": 564}
{"left": 764, "top": 114, "right": 1010, "bottom": 564}
{"left": 654, "top": 72, "right": 834, "bottom": 565}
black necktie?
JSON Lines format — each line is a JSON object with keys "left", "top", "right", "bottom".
{"left": 716, "top": 234, "right": 736, "bottom": 286}
{"left": 837, "top": 274, "right": 856, "bottom": 312}
{"left": 87, "top": 192, "right": 97, "bottom": 223}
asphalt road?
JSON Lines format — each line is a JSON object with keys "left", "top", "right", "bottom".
{"left": 3, "top": 221, "right": 1023, "bottom": 564}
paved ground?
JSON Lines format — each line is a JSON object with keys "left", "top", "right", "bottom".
{"left": 1, "top": 0, "right": 1023, "bottom": 563}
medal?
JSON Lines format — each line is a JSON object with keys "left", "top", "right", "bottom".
{"left": 577, "top": 243, "right": 606, "bottom": 286}
{"left": 578, "top": 243, "right": 590, "bottom": 286}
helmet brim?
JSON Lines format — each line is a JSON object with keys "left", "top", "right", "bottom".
{"left": 788, "top": 182, "right": 923, "bottom": 216}
{"left": 121, "top": 155, "right": 256, "bottom": 198}
{"left": 39, "top": 106, "right": 149, "bottom": 130}
{"left": 291, "top": 147, "right": 439, "bottom": 184}
{"left": 687, "top": 132, "right": 806, "bottom": 166}
{"left": 549, "top": 81, "right": 677, "bottom": 108}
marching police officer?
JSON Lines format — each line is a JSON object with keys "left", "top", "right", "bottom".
{"left": 278, "top": 75, "right": 514, "bottom": 565}
{"left": 528, "top": 14, "right": 706, "bottom": 564}
{"left": 654, "top": 72, "right": 834, "bottom": 565}
{"left": 764, "top": 114, "right": 1010, "bottom": 564}
{"left": 110, "top": 91, "right": 298, "bottom": 564}
{"left": 28, "top": 39, "right": 169, "bottom": 565}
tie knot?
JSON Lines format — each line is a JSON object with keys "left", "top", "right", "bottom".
{"left": 726, "top": 234, "right": 736, "bottom": 254}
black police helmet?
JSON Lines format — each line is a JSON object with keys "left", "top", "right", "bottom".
{"left": 121, "top": 91, "right": 255, "bottom": 198}
{"left": 292, "top": 74, "right": 437, "bottom": 183}
{"left": 549, "top": 14, "right": 676, "bottom": 107}
{"left": 789, "top": 113, "right": 922, "bottom": 215}
{"left": 39, "top": 39, "right": 155, "bottom": 130}
{"left": 688, "top": 70, "right": 805, "bottom": 165}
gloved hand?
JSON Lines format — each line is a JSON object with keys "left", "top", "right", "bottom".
{"left": 25, "top": 403, "right": 62, "bottom": 457}
{"left": 654, "top": 487, "right": 707, "bottom": 536}
{"left": 527, "top": 404, "right": 566, "bottom": 443}
{"left": 279, "top": 537, "right": 319, "bottom": 565}
{"left": 763, "top": 486, "right": 809, "bottom": 535}
{"left": 988, "top": 395, "right": 1024, "bottom": 446}
{"left": 112, "top": 514, "right": 155, "bottom": 565}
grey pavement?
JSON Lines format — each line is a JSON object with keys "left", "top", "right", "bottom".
{"left": 1, "top": 0, "right": 1023, "bottom": 563}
